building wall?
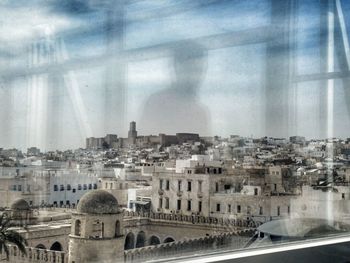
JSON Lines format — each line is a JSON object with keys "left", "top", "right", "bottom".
{"left": 266, "top": 166, "right": 284, "bottom": 192}
{"left": 17, "top": 224, "right": 70, "bottom": 252}
{"left": 69, "top": 237, "right": 124, "bottom": 263}
{"left": 49, "top": 170, "right": 99, "bottom": 207}
{"left": 210, "top": 194, "right": 292, "bottom": 221}
{"left": 152, "top": 171, "right": 211, "bottom": 216}
{"left": 0, "top": 168, "right": 99, "bottom": 208}
{"left": 291, "top": 185, "right": 350, "bottom": 222}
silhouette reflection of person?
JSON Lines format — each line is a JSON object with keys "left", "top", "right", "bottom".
{"left": 140, "top": 41, "right": 210, "bottom": 135}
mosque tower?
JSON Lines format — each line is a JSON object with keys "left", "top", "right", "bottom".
{"left": 68, "top": 190, "right": 124, "bottom": 263}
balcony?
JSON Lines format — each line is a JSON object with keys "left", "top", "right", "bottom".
{"left": 158, "top": 189, "right": 164, "bottom": 195}
{"left": 197, "top": 192, "right": 203, "bottom": 198}
{"left": 177, "top": 190, "right": 183, "bottom": 197}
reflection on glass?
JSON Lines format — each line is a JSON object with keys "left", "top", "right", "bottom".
{"left": 0, "top": 0, "right": 350, "bottom": 262}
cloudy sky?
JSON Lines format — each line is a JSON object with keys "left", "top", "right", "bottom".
{"left": 1, "top": 0, "right": 350, "bottom": 151}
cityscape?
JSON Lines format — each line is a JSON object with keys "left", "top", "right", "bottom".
{"left": 1, "top": 121, "right": 350, "bottom": 262}
{"left": 2, "top": 0, "right": 350, "bottom": 262}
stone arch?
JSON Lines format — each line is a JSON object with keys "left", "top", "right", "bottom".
{"left": 115, "top": 220, "right": 121, "bottom": 237}
{"left": 124, "top": 232, "right": 135, "bottom": 250}
{"left": 164, "top": 237, "right": 175, "bottom": 243}
{"left": 149, "top": 235, "right": 160, "bottom": 246}
{"left": 136, "top": 231, "right": 146, "bottom": 248}
{"left": 35, "top": 244, "right": 46, "bottom": 250}
{"left": 74, "top": 219, "right": 81, "bottom": 236}
{"left": 50, "top": 241, "right": 62, "bottom": 251}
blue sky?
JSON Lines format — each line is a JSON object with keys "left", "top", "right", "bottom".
{"left": 1, "top": 0, "right": 350, "bottom": 150}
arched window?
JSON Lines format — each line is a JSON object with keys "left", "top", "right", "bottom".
{"left": 35, "top": 244, "right": 46, "bottom": 250}
{"left": 149, "top": 235, "right": 160, "bottom": 246}
{"left": 136, "top": 231, "right": 146, "bottom": 248}
{"left": 50, "top": 242, "right": 63, "bottom": 251}
{"left": 164, "top": 237, "right": 175, "bottom": 243}
{"left": 124, "top": 232, "right": 135, "bottom": 250}
{"left": 115, "top": 220, "right": 121, "bottom": 237}
{"left": 74, "top": 219, "right": 81, "bottom": 236}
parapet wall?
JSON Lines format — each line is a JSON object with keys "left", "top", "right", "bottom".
{"left": 0, "top": 245, "right": 67, "bottom": 263}
{"left": 123, "top": 210, "right": 261, "bottom": 228}
{"left": 124, "top": 230, "right": 254, "bottom": 262}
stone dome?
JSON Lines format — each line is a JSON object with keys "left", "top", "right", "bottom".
{"left": 77, "top": 190, "right": 119, "bottom": 214}
{"left": 11, "top": 199, "right": 30, "bottom": 211}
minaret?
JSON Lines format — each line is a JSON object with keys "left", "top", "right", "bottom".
{"left": 128, "top": 121, "right": 137, "bottom": 145}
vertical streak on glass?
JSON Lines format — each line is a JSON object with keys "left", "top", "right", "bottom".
{"left": 327, "top": 4, "right": 334, "bottom": 140}
{"left": 335, "top": 0, "right": 350, "bottom": 68}
{"left": 265, "top": 0, "right": 291, "bottom": 137}
{"left": 290, "top": 0, "right": 299, "bottom": 136}
{"left": 27, "top": 32, "right": 50, "bottom": 151}
{"left": 26, "top": 41, "right": 37, "bottom": 150}
{"left": 46, "top": 35, "right": 63, "bottom": 151}
{"left": 104, "top": 2, "right": 126, "bottom": 134}
{"left": 61, "top": 39, "right": 93, "bottom": 141}
{"left": 335, "top": 0, "right": 350, "bottom": 126}
{"left": 327, "top": 0, "right": 335, "bottom": 225}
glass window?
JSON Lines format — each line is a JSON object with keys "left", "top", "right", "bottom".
{"left": 3, "top": 0, "right": 350, "bottom": 261}
{"left": 187, "top": 200, "right": 192, "bottom": 211}
{"left": 165, "top": 198, "right": 169, "bottom": 209}
{"left": 177, "top": 199, "right": 181, "bottom": 211}
{"left": 178, "top": 180, "right": 182, "bottom": 191}
{"left": 166, "top": 180, "right": 170, "bottom": 190}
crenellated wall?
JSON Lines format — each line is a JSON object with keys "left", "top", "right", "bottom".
{"left": 0, "top": 245, "right": 67, "bottom": 263}
{"left": 123, "top": 210, "right": 262, "bottom": 228}
{"left": 124, "top": 231, "right": 254, "bottom": 262}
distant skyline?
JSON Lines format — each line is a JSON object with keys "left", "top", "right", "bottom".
{"left": 1, "top": 0, "right": 350, "bottom": 151}
{"left": 1, "top": 129, "right": 348, "bottom": 153}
